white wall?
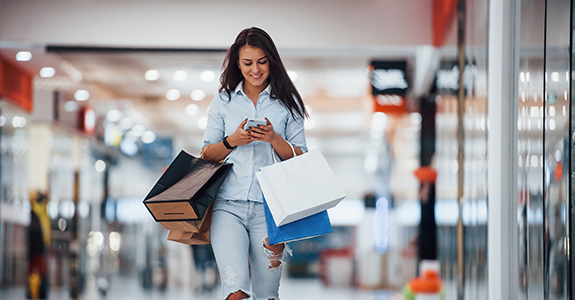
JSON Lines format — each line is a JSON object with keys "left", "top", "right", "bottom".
{"left": 0, "top": 0, "right": 432, "bottom": 48}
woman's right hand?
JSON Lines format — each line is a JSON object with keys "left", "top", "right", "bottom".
{"left": 227, "top": 119, "right": 253, "bottom": 147}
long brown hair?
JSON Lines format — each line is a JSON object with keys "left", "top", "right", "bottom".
{"left": 219, "top": 27, "right": 308, "bottom": 120}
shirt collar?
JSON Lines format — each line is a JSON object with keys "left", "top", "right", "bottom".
{"left": 234, "top": 81, "right": 271, "bottom": 96}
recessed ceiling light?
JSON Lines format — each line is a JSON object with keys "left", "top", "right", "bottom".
{"left": 12, "top": 116, "right": 26, "bottom": 128}
{"left": 304, "top": 118, "right": 315, "bottom": 130}
{"left": 106, "top": 109, "right": 122, "bottom": 122}
{"left": 197, "top": 117, "right": 208, "bottom": 130}
{"left": 95, "top": 160, "right": 106, "bottom": 172}
{"left": 200, "top": 70, "right": 215, "bottom": 81}
{"left": 191, "top": 89, "right": 206, "bottom": 101}
{"left": 145, "top": 69, "right": 160, "bottom": 81}
{"left": 64, "top": 101, "right": 79, "bottom": 112}
{"left": 40, "top": 67, "right": 56, "bottom": 78}
{"left": 287, "top": 71, "right": 298, "bottom": 81}
{"left": 166, "top": 89, "right": 181, "bottom": 101}
{"left": 16, "top": 51, "right": 32, "bottom": 62}
{"left": 119, "top": 118, "right": 134, "bottom": 130}
{"left": 173, "top": 70, "right": 187, "bottom": 81}
{"left": 141, "top": 131, "right": 156, "bottom": 144}
{"left": 120, "top": 139, "right": 138, "bottom": 156}
{"left": 74, "top": 90, "right": 90, "bottom": 101}
{"left": 185, "top": 104, "right": 199, "bottom": 116}
{"left": 131, "top": 124, "right": 146, "bottom": 137}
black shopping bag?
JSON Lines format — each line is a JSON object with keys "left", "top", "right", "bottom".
{"left": 143, "top": 150, "right": 232, "bottom": 222}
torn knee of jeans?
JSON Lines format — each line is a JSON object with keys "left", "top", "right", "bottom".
{"left": 223, "top": 265, "right": 238, "bottom": 287}
{"left": 225, "top": 289, "right": 251, "bottom": 300}
{"left": 263, "top": 238, "right": 293, "bottom": 269}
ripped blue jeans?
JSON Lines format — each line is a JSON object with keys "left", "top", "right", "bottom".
{"left": 210, "top": 199, "right": 291, "bottom": 300}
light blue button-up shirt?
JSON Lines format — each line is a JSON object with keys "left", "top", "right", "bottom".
{"left": 201, "top": 82, "right": 308, "bottom": 202}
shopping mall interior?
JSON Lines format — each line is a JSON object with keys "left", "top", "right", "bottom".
{"left": 0, "top": 0, "right": 573, "bottom": 299}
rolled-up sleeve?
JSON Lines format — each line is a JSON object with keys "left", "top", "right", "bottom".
{"left": 285, "top": 112, "right": 308, "bottom": 153}
{"left": 201, "top": 94, "right": 225, "bottom": 150}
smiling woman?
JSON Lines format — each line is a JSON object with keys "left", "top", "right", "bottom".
{"left": 200, "top": 27, "right": 310, "bottom": 300}
{"left": 238, "top": 45, "right": 269, "bottom": 103}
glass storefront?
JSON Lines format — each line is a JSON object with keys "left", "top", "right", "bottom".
{"left": 0, "top": 100, "right": 30, "bottom": 288}
{"left": 516, "top": 0, "right": 571, "bottom": 299}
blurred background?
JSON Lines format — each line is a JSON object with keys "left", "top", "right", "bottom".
{"left": 0, "top": 0, "right": 573, "bottom": 299}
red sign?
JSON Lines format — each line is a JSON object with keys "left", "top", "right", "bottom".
{"left": 0, "top": 55, "right": 33, "bottom": 113}
{"left": 433, "top": 0, "right": 458, "bottom": 47}
{"left": 78, "top": 106, "right": 96, "bottom": 135}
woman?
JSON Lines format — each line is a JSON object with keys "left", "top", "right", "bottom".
{"left": 201, "top": 27, "right": 308, "bottom": 300}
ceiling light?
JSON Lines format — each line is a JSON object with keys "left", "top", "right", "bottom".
{"left": 40, "top": 67, "right": 56, "bottom": 78}
{"left": 200, "top": 70, "right": 215, "bottom": 81}
{"left": 131, "top": 124, "right": 146, "bottom": 137}
{"left": 12, "top": 116, "right": 25, "bottom": 128}
{"left": 288, "top": 71, "right": 298, "bottom": 81}
{"left": 119, "top": 118, "right": 134, "bottom": 130}
{"left": 124, "top": 131, "right": 139, "bottom": 142}
{"left": 191, "top": 89, "right": 206, "bottom": 101}
{"left": 109, "top": 232, "right": 122, "bottom": 252}
{"left": 390, "top": 95, "right": 402, "bottom": 106}
{"left": 197, "top": 117, "right": 208, "bottom": 130}
{"left": 95, "top": 160, "right": 106, "bottom": 172}
{"left": 173, "top": 70, "right": 187, "bottom": 81}
{"left": 145, "top": 69, "right": 160, "bottom": 81}
{"left": 549, "top": 106, "right": 556, "bottom": 117}
{"left": 141, "top": 131, "right": 156, "bottom": 144}
{"left": 75, "top": 90, "right": 90, "bottom": 101}
{"left": 60, "top": 200, "right": 76, "bottom": 219}
{"left": 64, "top": 101, "right": 79, "bottom": 112}
{"left": 410, "top": 113, "right": 422, "bottom": 124}
{"left": 305, "top": 105, "right": 313, "bottom": 115}
{"left": 166, "top": 89, "right": 181, "bottom": 101}
{"left": 16, "top": 51, "right": 32, "bottom": 62}
{"left": 185, "top": 104, "right": 199, "bottom": 116}
{"left": 304, "top": 118, "right": 316, "bottom": 130}
{"left": 120, "top": 139, "right": 138, "bottom": 156}
{"left": 106, "top": 109, "right": 122, "bottom": 122}
{"left": 78, "top": 202, "right": 90, "bottom": 219}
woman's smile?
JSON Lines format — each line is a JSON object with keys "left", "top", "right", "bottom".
{"left": 238, "top": 45, "right": 270, "bottom": 92}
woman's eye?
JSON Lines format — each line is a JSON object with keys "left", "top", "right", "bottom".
{"left": 244, "top": 63, "right": 252, "bottom": 66}
{"left": 259, "top": 60, "right": 268, "bottom": 64}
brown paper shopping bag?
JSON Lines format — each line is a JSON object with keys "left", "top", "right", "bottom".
{"left": 166, "top": 201, "right": 214, "bottom": 245}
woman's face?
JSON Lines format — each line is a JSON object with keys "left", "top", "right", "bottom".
{"left": 238, "top": 45, "right": 270, "bottom": 91}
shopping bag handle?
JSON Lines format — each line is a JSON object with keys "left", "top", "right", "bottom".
{"left": 271, "top": 142, "right": 296, "bottom": 163}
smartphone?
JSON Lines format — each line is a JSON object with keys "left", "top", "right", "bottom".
{"left": 244, "top": 118, "right": 267, "bottom": 131}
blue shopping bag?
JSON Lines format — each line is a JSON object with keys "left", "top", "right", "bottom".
{"left": 264, "top": 197, "right": 333, "bottom": 245}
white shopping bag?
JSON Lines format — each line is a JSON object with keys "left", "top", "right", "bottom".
{"left": 256, "top": 144, "right": 346, "bottom": 226}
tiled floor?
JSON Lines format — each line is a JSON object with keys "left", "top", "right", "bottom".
{"left": 0, "top": 275, "right": 399, "bottom": 300}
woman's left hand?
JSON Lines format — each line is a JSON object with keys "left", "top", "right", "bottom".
{"left": 248, "top": 118, "right": 278, "bottom": 143}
